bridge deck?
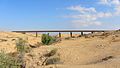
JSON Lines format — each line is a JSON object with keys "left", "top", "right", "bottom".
{"left": 13, "top": 30, "right": 111, "bottom": 32}
{"left": 12, "top": 30, "right": 113, "bottom": 37}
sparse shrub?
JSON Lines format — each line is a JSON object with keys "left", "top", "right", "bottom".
{"left": 41, "top": 34, "right": 56, "bottom": 45}
{"left": 0, "top": 38, "right": 29, "bottom": 68}
{"left": 0, "top": 51, "right": 21, "bottom": 68}
{"left": 16, "top": 38, "right": 28, "bottom": 68}
{"left": 16, "top": 38, "right": 27, "bottom": 53}
{"left": 16, "top": 38, "right": 31, "bottom": 53}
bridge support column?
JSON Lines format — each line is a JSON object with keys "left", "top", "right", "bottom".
{"left": 91, "top": 32, "right": 94, "bottom": 34}
{"left": 59, "top": 32, "right": 61, "bottom": 38}
{"left": 36, "top": 32, "right": 38, "bottom": 37}
{"left": 47, "top": 33, "right": 50, "bottom": 36}
{"left": 70, "top": 32, "right": 73, "bottom": 37}
{"left": 81, "top": 32, "right": 84, "bottom": 36}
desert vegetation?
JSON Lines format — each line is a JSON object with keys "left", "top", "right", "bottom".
{"left": 0, "top": 38, "right": 28, "bottom": 68}
{"left": 0, "top": 51, "right": 21, "bottom": 68}
{"left": 41, "top": 34, "right": 57, "bottom": 45}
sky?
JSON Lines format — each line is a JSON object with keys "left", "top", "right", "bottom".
{"left": 0, "top": 0, "right": 120, "bottom": 31}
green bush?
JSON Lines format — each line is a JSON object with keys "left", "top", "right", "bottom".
{"left": 16, "top": 38, "right": 27, "bottom": 53}
{"left": 41, "top": 34, "right": 56, "bottom": 45}
{"left": 16, "top": 38, "right": 27, "bottom": 68}
{"left": 0, "top": 38, "right": 28, "bottom": 68}
{"left": 0, "top": 51, "right": 21, "bottom": 68}
{"left": 16, "top": 38, "right": 31, "bottom": 53}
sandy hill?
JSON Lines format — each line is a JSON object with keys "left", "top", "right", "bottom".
{"left": 0, "top": 31, "right": 40, "bottom": 53}
{"left": 0, "top": 30, "right": 120, "bottom": 68}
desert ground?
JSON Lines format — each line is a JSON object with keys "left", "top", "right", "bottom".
{"left": 0, "top": 30, "right": 120, "bottom": 68}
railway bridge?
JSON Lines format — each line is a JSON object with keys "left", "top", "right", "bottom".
{"left": 13, "top": 30, "right": 112, "bottom": 37}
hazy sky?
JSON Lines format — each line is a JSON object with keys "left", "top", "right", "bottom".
{"left": 0, "top": 0, "right": 120, "bottom": 30}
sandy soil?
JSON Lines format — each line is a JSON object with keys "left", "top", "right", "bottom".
{"left": 0, "top": 30, "right": 120, "bottom": 68}
{"left": 0, "top": 31, "right": 40, "bottom": 53}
